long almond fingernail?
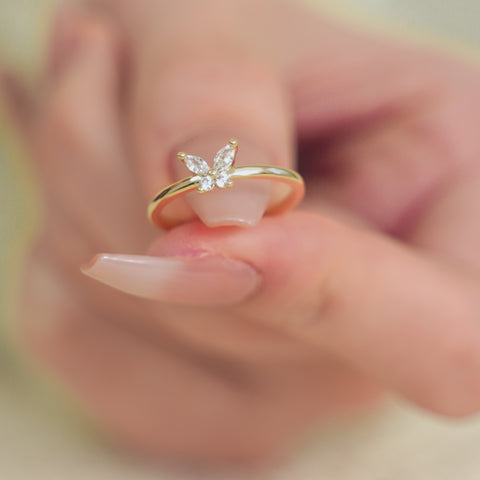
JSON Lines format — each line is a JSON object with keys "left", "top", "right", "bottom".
{"left": 173, "top": 135, "right": 271, "bottom": 227}
{"left": 81, "top": 254, "right": 261, "bottom": 306}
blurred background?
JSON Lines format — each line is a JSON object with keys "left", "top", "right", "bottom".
{"left": 2, "top": 0, "right": 480, "bottom": 478}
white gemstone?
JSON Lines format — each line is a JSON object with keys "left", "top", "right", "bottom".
{"left": 185, "top": 155, "right": 210, "bottom": 175}
{"left": 198, "top": 175, "right": 215, "bottom": 192}
{"left": 213, "top": 144, "right": 236, "bottom": 171}
{"left": 215, "top": 170, "right": 232, "bottom": 188}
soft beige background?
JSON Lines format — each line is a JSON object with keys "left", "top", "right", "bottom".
{"left": 2, "top": 1, "right": 480, "bottom": 478}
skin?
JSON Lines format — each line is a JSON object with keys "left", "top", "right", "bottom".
{"left": 3, "top": 0, "right": 480, "bottom": 466}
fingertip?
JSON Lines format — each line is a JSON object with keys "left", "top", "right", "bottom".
{"left": 172, "top": 135, "right": 272, "bottom": 228}
{"left": 131, "top": 51, "right": 294, "bottom": 222}
{"left": 47, "top": 6, "right": 122, "bottom": 87}
{"left": 47, "top": 0, "right": 85, "bottom": 79}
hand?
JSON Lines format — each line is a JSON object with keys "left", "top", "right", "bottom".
{"left": 3, "top": 0, "right": 480, "bottom": 465}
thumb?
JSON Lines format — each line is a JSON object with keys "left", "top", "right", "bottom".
{"left": 83, "top": 212, "right": 480, "bottom": 417}
{"left": 128, "top": 20, "right": 293, "bottom": 227}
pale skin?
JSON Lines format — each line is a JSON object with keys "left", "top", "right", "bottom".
{"left": 3, "top": 0, "right": 480, "bottom": 466}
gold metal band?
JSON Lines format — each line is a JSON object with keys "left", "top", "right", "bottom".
{"left": 148, "top": 165, "right": 305, "bottom": 229}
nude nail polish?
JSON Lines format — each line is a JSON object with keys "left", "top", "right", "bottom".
{"left": 81, "top": 254, "right": 261, "bottom": 306}
{"left": 173, "top": 135, "right": 272, "bottom": 227}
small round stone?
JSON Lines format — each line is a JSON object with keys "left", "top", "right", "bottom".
{"left": 198, "top": 175, "right": 215, "bottom": 192}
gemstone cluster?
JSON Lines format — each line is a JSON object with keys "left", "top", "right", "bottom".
{"left": 180, "top": 141, "right": 238, "bottom": 193}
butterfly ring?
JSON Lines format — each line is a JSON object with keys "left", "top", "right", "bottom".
{"left": 147, "top": 139, "right": 305, "bottom": 229}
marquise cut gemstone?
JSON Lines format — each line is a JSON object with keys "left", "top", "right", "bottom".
{"left": 185, "top": 155, "right": 210, "bottom": 175}
{"left": 213, "top": 145, "right": 236, "bottom": 171}
{"left": 198, "top": 175, "right": 215, "bottom": 192}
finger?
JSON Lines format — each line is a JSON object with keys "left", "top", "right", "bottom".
{"left": 23, "top": 256, "right": 379, "bottom": 463}
{"left": 286, "top": 17, "right": 480, "bottom": 232}
{"left": 20, "top": 253, "right": 263, "bottom": 463}
{"left": 1, "top": 1, "right": 87, "bottom": 141}
{"left": 34, "top": 14, "right": 152, "bottom": 251}
{"left": 0, "top": 69, "right": 35, "bottom": 137}
{"left": 407, "top": 168, "right": 480, "bottom": 271}
{"left": 128, "top": 2, "right": 294, "bottom": 227}
{"left": 83, "top": 212, "right": 480, "bottom": 416}
{"left": 46, "top": 0, "right": 84, "bottom": 81}
{"left": 302, "top": 91, "right": 480, "bottom": 234}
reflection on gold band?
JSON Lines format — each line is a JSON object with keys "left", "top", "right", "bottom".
{"left": 148, "top": 165, "right": 305, "bottom": 229}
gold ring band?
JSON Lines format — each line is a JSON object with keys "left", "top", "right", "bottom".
{"left": 147, "top": 140, "right": 305, "bottom": 229}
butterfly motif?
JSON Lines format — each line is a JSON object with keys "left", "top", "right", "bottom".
{"left": 178, "top": 140, "right": 238, "bottom": 192}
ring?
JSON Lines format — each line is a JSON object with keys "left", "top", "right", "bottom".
{"left": 147, "top": 139, "right": 305, "bottom": 229}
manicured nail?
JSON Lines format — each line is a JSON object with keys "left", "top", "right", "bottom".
{"left": 81, "top": 254, "right": 261, "bottom": 306}
{"left": 173, "top": 135, "right": 271, "bottom": 227}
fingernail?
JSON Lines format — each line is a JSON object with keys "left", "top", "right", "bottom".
{"left": 81, "top": 254, "right": 261, "bottom": 306}
{"left": 173, "top": 135, "right": 272, "bottom": 227}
